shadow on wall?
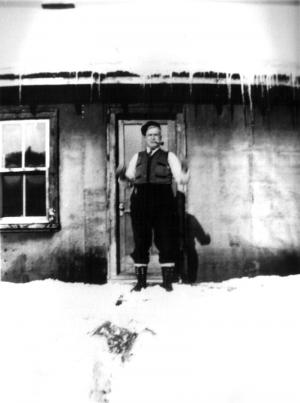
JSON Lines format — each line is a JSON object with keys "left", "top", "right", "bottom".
{"left": 174, "top": 193, "right": 300, "bottom": 283}
{"left": 1, "top": 254, "right": 29, "bottom": 283}
{"left": 212, "top": 245, "right": 300, "bottom": 283}
{"left": 228, "top": 233, "right": 300, "bottom": 280}
{"left": 56, "top": 247, "right": 107, "bottom": 284}
{"left": 2, "top": 246, "right": 107, "bottom": 284}
{"left": 251, "top": 249, "right": 300, "bottom": 277}
{"left": 175, "top": 191, "right": 211, "bottom": 283}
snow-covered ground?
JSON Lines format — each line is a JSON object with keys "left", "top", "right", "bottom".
{"left": 1, "top": 275, "right": 300, "bottom": 403}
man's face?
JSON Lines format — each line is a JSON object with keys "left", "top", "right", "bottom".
{"left": 145, "top": 126, "right": 162, "bottom": 150}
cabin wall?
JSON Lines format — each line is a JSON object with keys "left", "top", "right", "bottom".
{"left": 186, "top": 104, "right": 300, "bottom": 282}
{"left": 1, "top": 97, "right": 300, "bottom": 284}
{"left": 0, "top": 104, "right": 107, "bottom": 283}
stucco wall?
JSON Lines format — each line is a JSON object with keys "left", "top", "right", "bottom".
{"left": 1, "top": 100, "right": 300, "bottom": 284}
{"left": 0, "top": 104, "right": 107, "bottom": 283}
{"left": 186, "top": 104, "right": 300, "bottom": 282}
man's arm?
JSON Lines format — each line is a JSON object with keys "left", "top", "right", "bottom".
{"left": 125, "top": 153, "right": 138, "bottom": 181}
{"left": 168, "top": 152, "right": 190, "bottom": 184}
{"left": 116, "top": 153, "right": 138, "bottom": 182}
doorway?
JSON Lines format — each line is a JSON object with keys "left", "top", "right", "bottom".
{"left": 117, "top": 120, "right": 176, "bottom": 276}
{"left": 107, "top": 108, "right": 186, "bottom": 281}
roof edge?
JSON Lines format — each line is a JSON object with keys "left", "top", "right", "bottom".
{"left": 0, "top": 71, "right": 299, "bottom": 87}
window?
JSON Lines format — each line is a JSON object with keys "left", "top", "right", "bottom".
{"left": 0, "top": 109, "right": 59, "bottom": 231}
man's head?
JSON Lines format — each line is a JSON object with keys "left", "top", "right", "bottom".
{"left": 141, "top": 121, "right": 162, "bottom": 151}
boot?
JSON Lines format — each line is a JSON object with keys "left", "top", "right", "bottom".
{"left": 161, "top": 266, "right": 174, "bottom": 292}
{"left": 131, "top": 266, "right": 147, "bottom": 292}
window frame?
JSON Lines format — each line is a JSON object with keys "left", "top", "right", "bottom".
{"left": 0, "top": 108, "right": 60, "bottom": 232}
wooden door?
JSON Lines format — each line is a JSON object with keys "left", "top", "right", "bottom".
{"left": 117, "top": 119, "right": 176, "bottom": 275}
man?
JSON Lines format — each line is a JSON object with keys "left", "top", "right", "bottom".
{"left": 117, "top": 121, "right": 189, "bottom": 292}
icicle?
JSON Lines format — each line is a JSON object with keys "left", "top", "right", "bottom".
{"left": 266, "top": 79, "right": 270, "bottom": 106}
{"left": 89, "top": 71, "right": 94, "bottom": 104}
{"left": 272, "top": 75, "right": 276, "bottom": 88}
{"left": 18, "top": 74, "right": 22, "bottom": 105}
{"left": 253, "top": 74, "right": 257, "bottom": 88}
{"left": 265, "top": 74, "right": 273, "bottom": 111}
{"left": 169, "top": 69, "right": 173, "bottom": 94}
{"left": 266, "top": 75, "right": 271, "bottom": 92}
{"left": 290, "top": 72, "right": 296, "bottom": 103}
{"left": 240, "top": 74, "right": 248, "bottom": 127}
{"left": 142, "top": 73, "right": 146, "bottom": 89}
{"left": 0, "top": 224, "right": 2, "bottom": 280}
{"left": 240, "top": 74, "right": 245, "bottom": 107}
{"left": 226, "top": 73, "right": 232, "bottom": 103}
{"left": 149, "top": 73, "right": 152, "bottom": 88}
{"left": 189, "top": 71, "right": 193, "bottom": 96}
{"left": 247, "top": 76, "right": 254, "bottom": 113}
{"left": 256, "top": 74, "right": 262, "bottom": 88}
{"left": 246, "top": 75, "right": 254, "bottom": 127}
{"left": 257, "top": 74, "right": 266, "bottom": 118}
{"left": 260, "top": 74, "right": 265, "bottom": 98}
{"left": 291, "top": 72, "right": 300, "bottom": 90}
{"left": 97, "top": 73, "right": 101, "bottom": 99}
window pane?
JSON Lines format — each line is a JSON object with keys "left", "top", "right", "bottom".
{"left": 25, "top": 173, "right": 46, "bottom": 216}
{"left": 25, "top": 121, "right": 46, "bottom": 167}
{"left": 0, "top": 174, "right": 23, "bottom": 217}
{"left": 2, "top": 124, "right": 22, "bottom": 168}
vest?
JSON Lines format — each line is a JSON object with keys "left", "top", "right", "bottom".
{"left": 134, "top": 149, "right": 172, "bottom": 185}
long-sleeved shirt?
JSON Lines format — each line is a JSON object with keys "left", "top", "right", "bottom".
{"left": 125, "top": 147, "right": 189, "bottom": 185}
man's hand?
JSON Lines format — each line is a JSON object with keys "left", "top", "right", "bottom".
{"left": 181, "top": 158, "right": 189, "bottom": 173}
{"left": 116, "top": 165, "right": 127, "bottom": 180}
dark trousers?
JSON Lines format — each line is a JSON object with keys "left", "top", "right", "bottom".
{"left": 130, "top": 184, "right": 177, "bottom": 265}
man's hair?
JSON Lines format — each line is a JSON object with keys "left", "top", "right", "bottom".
{"left": 141, "top": 121, "right": 161, "bottom": 136}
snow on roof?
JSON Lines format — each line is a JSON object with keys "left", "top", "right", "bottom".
{"left": 0, "top": 0, "right": 299, "bottom": 85}
{"left": 0, "top": 71, "right": 298, "bottom": 89}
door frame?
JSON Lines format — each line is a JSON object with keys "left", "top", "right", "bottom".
{"left": 106, "top": 104, "right": 187, "bottom": 282}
